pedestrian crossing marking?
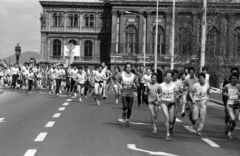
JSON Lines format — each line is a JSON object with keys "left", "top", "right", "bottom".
{"left": 34, "top": 132, "right": 47, "bottom": 142}
{"left": 176, "top": 118, "right": 182, "bottom": 122}
{"left": 127, "top": 144, "right": 178, "bottom": 156}
{"left": 63, "top": 102, "right": 69, "bottom": 106}
{"left": 118, "top": 119, "right": 151, "bottom": 125}
{"left": 0, "top": 118, "right": 5, "bottom": 122}
{"left": 67, "top": 99, "right": 72, "bottom": 101}
{"left": 24, "top": 149, "right": 37, "bottom": 156}
{"left": 201, "top": 138, "right": 220, "bottom": 148}
{"left": 184, "top": 126, "right": 197, "bottom": 133}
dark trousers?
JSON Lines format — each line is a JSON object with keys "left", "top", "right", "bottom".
{"left": 55, "top": 79, "right": 61, "bottom": 94}
{"left": 84, "top": 80, "right": 90, "bottom": 96}
{"left": 70, "top": 78, "right": 76, "bottom": 92}
{"left": 122, "top": 96, "right": 134, "bottom": 119}
{"left": 137, "top": 83, "right": 148, "bottom": 106}
{"left": 11, "top": 74, "right": 19, "bottom": 89}
{"left": 28, "top": 80, "right": 33, "bottom": 91}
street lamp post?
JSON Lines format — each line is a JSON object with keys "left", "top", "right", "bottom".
{"left": 125, "top": 11, "right": 146, "bottom": 67}
{"left": 15, "top": 43, "right": 21, "bottom": 64}
{"left": 154, "top": 0, "right": 159, "bottom": 72}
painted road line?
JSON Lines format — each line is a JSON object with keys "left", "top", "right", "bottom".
{"left": 201, "top": 138, "right": 220, "bottom": 148}
{"left": 176, "top": 118, "right": 182, "bottom": 122}
{"left": 34, "top": 133, "right": 47, "bottom": 142}
{"left": 118, "top": 119, "right": 151, "bottom": 125}
{"left": 207, "top": 102, "right": 224, "bottom": 108}
{"left": 45, "top": 121, "right": 55, "bottom": 127}
{"left": 127, "top": 144, "right": 178, "bottom": 156}
{"left": 236, "top": 127, "right": 240, "bottom": 130}
{"left": 184, "top": 126, "right": 197, "bottom": 133}
{"left": 0, "top": 118, "right": 5, "bottom": 122}
{"left": 63, "top": 102, "right": 69, "bottom": 106}
{"left": 59, "top": 95, "right": 67, "bottom": 97}
{"left": 67, "top": 99, "right": 72, "bottom": 102}
{"left": 24, "top": 149, "right": 37, "bottom": 156}
{"left": 59, "top": 107, "right": 65, "bottom": 111}
{"left": 52, "top": 113, "right": 61, "bottom": 118}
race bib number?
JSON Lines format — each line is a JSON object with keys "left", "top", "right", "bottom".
{"left": 123, "top": 81, "right": 132, "bottom": 89}
{"left": 229, "top": 89, "right": 238, "bottom": 100}
{"left": 162, "top": 90, "right": 174, "bottom": 99}
{"left": 195, "top": 92, "right": 207, "bottom": 99}
{"left": 150, "top": 91, "right": 158, "bottom": 98}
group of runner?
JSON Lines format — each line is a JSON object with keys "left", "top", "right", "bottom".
{"left": 0, "top": 61, "right": 239, "bottom": 141}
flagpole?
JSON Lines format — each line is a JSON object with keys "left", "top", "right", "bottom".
{"left": 154, "top": 0, "right": 159, "bottom": 73}
{"left": 170, "top": 0, "right": 176, "bottom": 70}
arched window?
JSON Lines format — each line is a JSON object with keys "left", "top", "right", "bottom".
{"left": 207, "top": 27, "right": 218, "bottom": 56}
{"left": 53, "top": 13, "right": 58, "bottom": 26}
{"left": 126, "top": 25, "right": 137, "bottom": 54}
{"left": 179, "top": 27, "right": 192, "bottom": 56}
{"left": 84, "top": 40, "right": 93, "bottom": 57}
{"left": 69, "top": 14, "right": 74, "bottom": 26}
{"left": 74, "top": 14, "right": 78, "bottom": 26}
{"left": 53, "top": 39, "right": 61, "bottom": 56}
{"left": 69, "top": 40, "right": 77, "bottom": 45}
{"left": 84, "top": 14, "right": 94, "bottom": 27}
{"left": 153, "top": 26, "right": 165, "bottom": 55}
{"left": 234, "top": 28, "right": 240, "bottom": 55}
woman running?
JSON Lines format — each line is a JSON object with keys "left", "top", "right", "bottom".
{"left": 94, "top": 65, "right": 105, "bottom": 105}
{"left": 142, "top": 68, "right": 152, "bottom": 107}
{"left": 144, "top": 73, "right": 161, "bottom": 133}
{"left": 179, "top": 71, "right": 188, "bottom": 117}
{"left": 118, "top": 62, "right": 138, "bottom": 126}
{"left": 190, "top": 72, "right": 210, "bottom": 136}
{"left": 36, "top": 65, "right": 43, "bottom": 93}
{"left": 76, "top": 66, "right": 87, "bottom": 102}
{"left": 103, "top": 66, "right": 112, "bottom": 99}
{"left": 222, "top": 72, "right": 240, "bottom": 140}
{"left": 112, "top": 66, "right": 122, "bottom": 104}
{"left": 69, "top": 65, "right": 78, "bottom": 97}
{"left": 159, "top": 70, "right": 179, "bottom": 141}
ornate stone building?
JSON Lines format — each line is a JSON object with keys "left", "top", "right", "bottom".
{"left": 39, "top": 0, "right": 240, "bottom": 74}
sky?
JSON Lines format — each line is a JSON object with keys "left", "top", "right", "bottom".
{"left": 0, "top": 0, "right": 41, "bottom": 59}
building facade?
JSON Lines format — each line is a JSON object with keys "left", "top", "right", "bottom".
{"left": 39, "top": 0, "right": 240, "bottom": 73}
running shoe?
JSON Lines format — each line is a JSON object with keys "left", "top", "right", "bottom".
{"left": 57, "top": 93, "right": 59, "bottom": 97}
{"left": 181, "top": 112, "right": 185, "bottom": 117}
{"left": 153, "top": 126, "right": 157, "bottom": 133}
{"left": 122, "top": 111, "right": 127, "bottom": 121}
{"left": 103, "top": 96, "right": 106, "bottom": 99}
{"left": 79, "top": 98, "right": 82, "bottom": 102}
{"left": 169, "top": 125, "right": 174, "bottom": 134}
{"left": 116, "top": 99, "right": 118, "bottom": 104}
{"left": 166, "top": 135, "right": 170, "bottom": 141}
{"left": 85, "top": 96, "right": 87, "bottom": 98}
{"left": 97, "top": 100, "right": 100, "bottom": 105}
{"left": 197, "top": 130, "right": 202, "bottom": 136}
{"left": 228, "top": 134, "right": 233, "bottom": 140}
{"left": 189, "top": 123, "right": 193, "bottom": 130}
{"left": 225, "top": 126, "right": 229, "bottom": 135}
{"left": 126, "top": 120, "right": 130, "bottom": 126}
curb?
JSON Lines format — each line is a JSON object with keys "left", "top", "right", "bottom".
{"left": 209, "top": 98, "right": 224, "bottom": 106}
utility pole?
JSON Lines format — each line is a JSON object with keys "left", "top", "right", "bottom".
{"left": 154, "top": 0, "right": 159, "bottom": 73}
{"left": 170, "top": 0, "right": 176, "bottom": 70}
{"left": 200, "top": 0, "right": 207, "bottom": 71}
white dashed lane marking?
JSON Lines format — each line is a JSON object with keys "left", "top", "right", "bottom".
{"left": 59, "top": 107, "right": 65, "bottom": 111}
{"left": 24, "top": 149, "right": 37, "bottom": 156}
{"left": 201, "top": 138, "right": 220, "bottom": 147}
{"left": 45, "top": 121, "right": 55, "bottom": 127}
{"left": 52, "top": 113, "right": 61, "bottom": 118}
{"left": 34, "top": 133, "right": 47, "bottom": 142}
{"left": 63, "top": 102, "right": 69, "bottom": 106}
{"left": 67, "top": 99, "right": 72, "bottom": 101}
{"left": 176, "top": 118, "right": 182, "bottom": 122}
{"left": 184, "top": 126, "right": 197, "bottom": 133}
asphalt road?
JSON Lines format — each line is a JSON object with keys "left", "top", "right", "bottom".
{"left": 0, "top": 89, "right": 239, "bottom": 156}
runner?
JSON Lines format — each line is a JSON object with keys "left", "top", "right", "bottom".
{"left": 11, "top": 63, "right": 20, "bottom": 90}
{"left": 112, "top": 66, "right": 121, "bottom": 104}
{"left": 94, "top": 65, "right": 105, "bottom": 105}
{"left": 55, "top": 64, "right": 62, "bottom": 97}
{"left": 48, "top": 64, "right": 56, "bottom": 95}
{"left": 75, "top": 66, "right": 86, "bottom": 102}
{"left": 36, "top": 65, "right": 43, "bottom": 93}
{"left": 171, "top": 69, "right": 184, "bottom": 133}
{"left": 184, "top": 67, "right": 198, "bottom": 129}
{"left": 222, "top": 72, "right": 240, "bottom": 140}
{"left": 102, "top": 65, "right": 112, "bottom": 99}
{"left": 222, "top": 67, "right": 239, "bottom": 134}
{"left": 118, "top": 62, "right": 138, "bottom": 126}
{"left": 137, "top": 65, "right": 145, "bottom": 106}
{"left": 59, "top": 64, "right": 66, "bottom": 95}
{"left": 159, "top": 70, "right": 179, "bottom": 141}
{"left": 202, "top": 66, "right": 210, "bottom": 84}
{"left": 22, "top": 63, "right": 29, "bottom": 91}
{"left": 0, "top": 65, "right": 4, "bottom": 93}
{"left": 144, "top": 73, "right": 161, "bottom": 133}
{"left": 83, "top": 65, "right": 91, "bottom": 98}
{"left": 179, "top": 71, "right": 188, "bottom": 117}
{"left": 142, "top": 68, "right": 152, "bottom": 107}
{"left": 69, "top": 65, "right": 78, "bottom": 97}
{"left": 190, "top": 72, "right": 210, "bottom": 136}
{"left": 26, "top": 68, "right": 35, "bottom": 94}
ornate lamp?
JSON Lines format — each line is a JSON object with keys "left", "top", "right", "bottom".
{"left": 15, "top": 43, "right": 21, "bottom": 64}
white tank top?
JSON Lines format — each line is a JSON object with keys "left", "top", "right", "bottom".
{"left": 76, "top": 72, "right": 86, "bottom": 84}
{"left": 95, "top": 70, "right": 104, "bottom": 81}
{"left": 160, "top": 82, "right": 176, "bottom": 101}
{"left": 122, "top": 72, "right": 135, "bottom": 90}
{"left": 192, "top": 83, "right": 209, "bottom": 101}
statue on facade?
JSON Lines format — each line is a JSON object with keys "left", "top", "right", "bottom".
{"left": 40, "top": 13, "right": 46, "bottom": 26}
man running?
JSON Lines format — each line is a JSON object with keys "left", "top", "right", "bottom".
{"left": 93, "top": 65, "right": 105, "bottom": 105}
{"left": 112, "top": 66, "right": 121, "bottom": 104}
{"left": 75, "top": 66, "right": 86, "bottom": 102}
{"left": 136, "top": 65, "right": 145, "bottom": 106}
{"left": 190, "top": 72, "right": 210, "bottom": 136}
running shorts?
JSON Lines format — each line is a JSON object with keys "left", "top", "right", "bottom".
{"left": 78, "top": 83, "right": 85, "bottom": 88}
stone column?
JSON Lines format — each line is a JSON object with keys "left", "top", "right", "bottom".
{"left": 146, "top": 12, "right": 152, "bottom": 55}
{"left": 47, "top": 36, "right": 51, "bottom": 61}
{"left": 111, "top": 11, "right": 117, "bottom": 54}
{"left": 94, "top": 39, "right": 99, "bottom": 62}
{"left": 64, "top": 11, "right": 67, "bottom": 31}
{"left": 79, "top": 12, "right": 83, "bottom": 32}
{"left": 228, "top": 14, "right": 235, "bottom": 58}
{"left": 138, "top": 12, "right": 144, "bottom": 55}
{"left": 119, "top": 11, "right": 125, "bottom": 54}
{"left": 48, "top": 11, "right": 51, "bottom": 30}
{"left": 165, "top": 12, "right": 172, "bottom": 56}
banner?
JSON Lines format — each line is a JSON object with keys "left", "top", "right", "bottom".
{"left": 64, "top": 45, "right": 80, "bottom": 57}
